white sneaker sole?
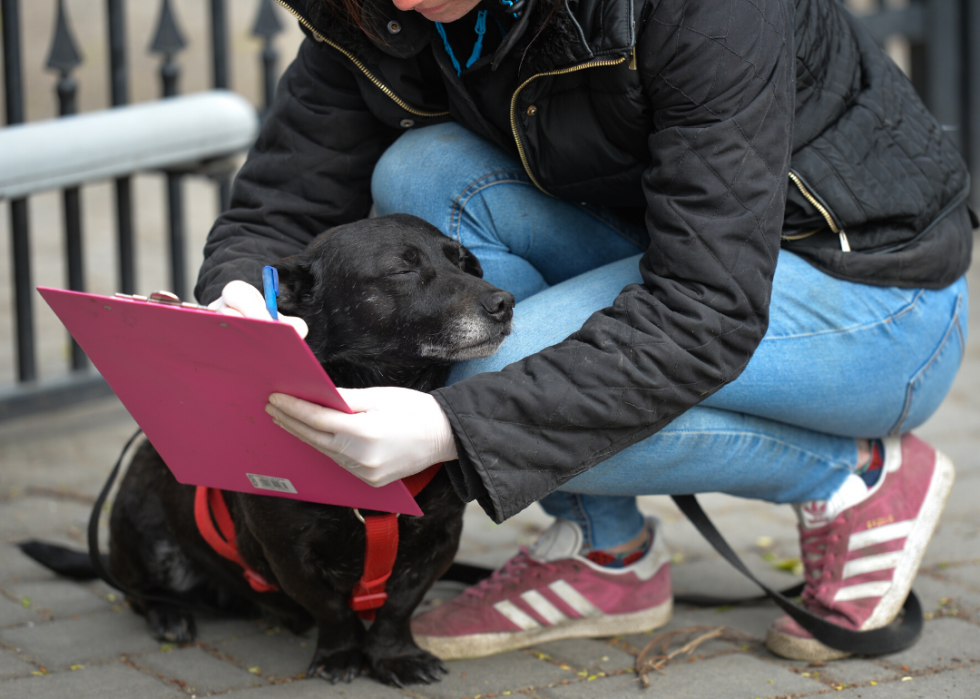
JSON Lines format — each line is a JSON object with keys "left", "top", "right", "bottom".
{"left": 414, "top": 598, "right": 672, "bottom": 660}
{"left": 766, "top": 449, "right": 955, "bottom": 661}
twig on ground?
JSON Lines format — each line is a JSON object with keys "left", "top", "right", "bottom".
{"left": 635, "top": 625, "right": 754, "bottom": 687}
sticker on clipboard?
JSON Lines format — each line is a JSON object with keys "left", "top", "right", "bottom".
{"left": 247, "top": 473, "right": 298, "bottom": 494}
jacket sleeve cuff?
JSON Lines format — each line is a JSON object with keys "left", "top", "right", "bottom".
{"left": 432, "top": 389, "right": 507, "bottom": 523}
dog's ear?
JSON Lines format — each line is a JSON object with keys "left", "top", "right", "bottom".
{"left": 460, "top": 244, "right": 483, "bottom": 278}
{"left": 274, "top": 255, "right": 316, "bottom": 315}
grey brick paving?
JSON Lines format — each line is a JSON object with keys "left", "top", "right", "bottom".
{"left": 0, "top": 611, "right": 162, "bottom": 669}
{"left": 529, "top": 637, "right": 636, "bottom": 673}
{"left": 833, "top": 665, "right": 980, "bottom": 698}
{"left": 0, "top": 591, "right": 39, "bottom": 627}
{"left": 912, "top": 573, "right": 980, "bottom": 615}
{"left": 878, "top": 618, "right": 980, "bottom": 672}
{"left": 813, "top": 657, "right": 902, "bottom": 686}
{"left": 228, "top": 676, "right": 409, "bottom": 698}
{"left": 2, "top": 541, "right": 69, "bottom": 584}
{"left": 412, "top": 652, "right": 577, "bottom": 699}
{"left": 921, "top": 519, "right": 980, "bottom": 567}
{"left": 537, "top": 653, "right": 823, "bottom": 699}
{"left": 0, "top": 498, "right": 92, "bottom": 543}
{"left": 0, "top": 662, "right": 184, "bottom": 699}
{"left": 206, "top": 626, "right": 318, "bottom": 681}
{"left": 133, "top": 646, "right": 270, "bottom": 695}
{"left": 0, "top": 647, "right": 36, "bottom": 680}
{"left": 6, "top": 579, "right": 114, "bottom": 619}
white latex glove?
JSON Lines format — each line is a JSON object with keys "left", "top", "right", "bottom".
{"left": 208, "top": 280, "right": 308, "bottom": 339}
{"left": 265, "top": 387, "right": 458, "bottom": 487}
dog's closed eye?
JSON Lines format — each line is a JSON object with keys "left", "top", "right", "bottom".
{"left": 446, "top": 243, "right": 483, "bottom": 278}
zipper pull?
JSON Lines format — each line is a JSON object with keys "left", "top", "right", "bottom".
{"left": 839, "top": 230, "right": 851, "bottom": 252}
{"left": 629, "top": 46, "right": 637, "bottom": 70}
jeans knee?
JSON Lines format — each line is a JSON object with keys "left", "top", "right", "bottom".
{"left": 372, "top": 122, "right": 480, "bottom": 217}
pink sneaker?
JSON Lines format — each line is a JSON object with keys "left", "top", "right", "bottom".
{"left": 766, "top": 434, "right": 955, "bottom": 661}
{"left": 412, "top": 517, "right": 672, "bottom": 660}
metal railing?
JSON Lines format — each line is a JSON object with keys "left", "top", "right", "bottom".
{"left": 1, "top": 0, "right": 979, "bottom": 421}
{"left": 1, "top": 0, "right": 288, "bottom": 420}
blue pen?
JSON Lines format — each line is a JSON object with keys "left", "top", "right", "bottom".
{"left": 262, "top": 265, "right": 279, "bottom": 320}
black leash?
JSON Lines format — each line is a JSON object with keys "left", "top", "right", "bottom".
{"left": 87, "top": 427, "right": 144, "bottom": 597}
{"left": 87, "top": 428, "right": 234, "bottom": 613}
{"left": 671, "top": 495, "right": 922, "bottom": 655}
{"left": 90, "top": 437, "right": 920, "bottom": 653}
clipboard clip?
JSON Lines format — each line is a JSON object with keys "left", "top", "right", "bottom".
{"left": 114, "top": 290, "right": 215, "bottom": 312}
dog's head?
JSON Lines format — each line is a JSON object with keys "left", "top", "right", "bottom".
{"left": 275, "top": 214, "right": 514, "bottom": 384}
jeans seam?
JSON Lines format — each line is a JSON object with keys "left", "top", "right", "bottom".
{"left": 567, "top": 494, "right": 593, "bottom": 549}
{"left": 764, "top": 289, "right": 925, "bottom": 341}
{"left": 654, "top": 429, "right": 856, "bottom": 476}
{"left": 890, "top": 292, "right": 964, "bottom": 436}
{"left": 450, "top": 170, "right": 532, "bottom": 244}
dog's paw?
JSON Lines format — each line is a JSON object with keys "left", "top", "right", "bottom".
{"left": 368, "top": 647, "right": 448, "bottom": 686}
{"left": 308, "top": 648, "right": 363, "bottom": 684}
{"left": 146, "top": 606, "right": 197, "bottom": 644}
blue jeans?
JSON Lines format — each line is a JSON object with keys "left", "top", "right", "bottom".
{"left": 373, "top": 122, "right": 970, "bottom": 549}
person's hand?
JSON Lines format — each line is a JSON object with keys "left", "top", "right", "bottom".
{"left": 265, "top": 387, "right": 458, "bottom": 487}
{"left": 208, "top": 279, "right": 308, "bottom": 339}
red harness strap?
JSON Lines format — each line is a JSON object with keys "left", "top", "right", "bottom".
{"left": 349, "top": 464, "right": 442, "bottom": 620}
{"left": 194, "top": 486, "right": 280, "bottom": 593}
{"left": 193, "top": 464, "right": 442, "bottom": 615}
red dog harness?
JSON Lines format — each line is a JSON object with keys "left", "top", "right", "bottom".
{"left": 194, "top": 464, "right": 442, "bottom": 620}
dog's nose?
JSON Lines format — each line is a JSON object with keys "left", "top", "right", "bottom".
{"left": 482, "top": 290, "right": 516, "bottom": 320}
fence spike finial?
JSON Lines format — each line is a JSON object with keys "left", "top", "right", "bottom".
{"left": 252, "top": 0, "right": 284, "bottom": 39}
{"left": 46, "top": 0, "right": 84, "bottom": 75}
{"left": 150, "top": 0, "right": 188, "bottom": 56}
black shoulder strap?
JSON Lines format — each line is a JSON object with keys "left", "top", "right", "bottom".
{"left": 671, "top": 494, "right": 922, "bottom": 655}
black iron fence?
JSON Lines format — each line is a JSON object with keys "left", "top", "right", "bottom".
{"left": 1, "top": 0, "right": 978, "bottom": 421}
{"left": 1, "top": 0, "right": 289, "bottom": 419}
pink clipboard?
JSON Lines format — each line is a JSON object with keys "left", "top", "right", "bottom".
{"left": 38, "top": 287, "right": 423, "bottom": 516}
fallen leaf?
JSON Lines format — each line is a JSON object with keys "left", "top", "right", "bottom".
{"left": 772, "top": 557, "right": 804, "bottom": 576}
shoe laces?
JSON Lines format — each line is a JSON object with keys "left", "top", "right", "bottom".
{"left": 463, "top": 548, "right": 556, "bottom": 599}
{"left": 798, "top": 521, "right": 841, "bottom": 613}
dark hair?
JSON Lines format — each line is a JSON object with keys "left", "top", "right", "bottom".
{"left": 308, "top": 0, "right": 567, "bottom": 46}
{"left": 307, "top": 0, "right": 373, "bottom": 37}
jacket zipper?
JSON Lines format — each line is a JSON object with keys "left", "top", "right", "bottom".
{"left": 510, "top": 56, "right": 627, "bottom": 195}
{"left": 274, "top": 0, "right": 449, "bottom": 118}
{"left": 787, "top": 170, "right": 851, "bottom": 251}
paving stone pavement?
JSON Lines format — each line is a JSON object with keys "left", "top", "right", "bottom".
{"left": 1, "top": 245, "right": 978, "bottom": 698}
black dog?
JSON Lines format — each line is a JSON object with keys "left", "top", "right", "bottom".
{"left": 21, "top": 214, "right": 514, "bottom": 686}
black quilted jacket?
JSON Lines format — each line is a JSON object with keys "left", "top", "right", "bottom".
{"left": 196, "top": 0, "right": 973, "bottom": 522}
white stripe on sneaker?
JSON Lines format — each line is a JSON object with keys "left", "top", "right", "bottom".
{"left": 847, "top": 520, "right": 914, "bottom": 551}
{"left": 521, "top": 590, "right": 569, "bottom": 625}
{"left": 548, "top": 580, "right": 602, "bottom": 618}
{"left": 834, "top": 580, "right": 892, "bottom": 602}
{"left": 841, "top": 551, "right": 902, "bottom": 579}
{"left": 493, "top": 600, "right": 541, "bottom": 630}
